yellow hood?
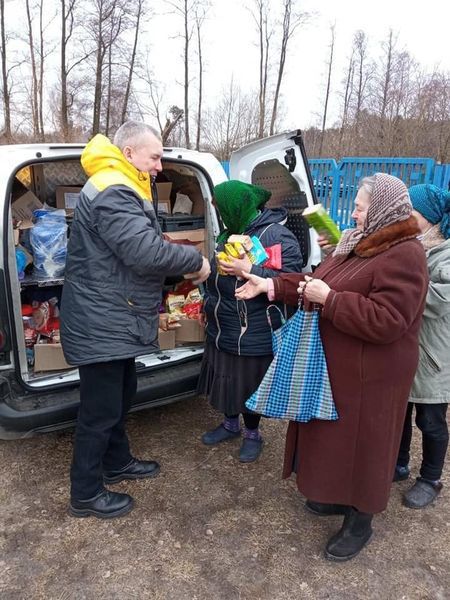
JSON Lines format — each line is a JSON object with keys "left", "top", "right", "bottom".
{"left": 81, "top": 134, "right": 152, "bottom": 201}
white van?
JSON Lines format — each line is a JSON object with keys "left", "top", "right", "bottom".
{"left": 0, "top": 130, "right": 320, "bottom": 439}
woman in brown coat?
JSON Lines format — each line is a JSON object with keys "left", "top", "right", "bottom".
{"left": 235, "top": 173, "right": 429, "bottom": 561}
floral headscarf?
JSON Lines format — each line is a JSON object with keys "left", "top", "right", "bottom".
{"left": 333, "top": 173, "right": 412, "bottom": 256}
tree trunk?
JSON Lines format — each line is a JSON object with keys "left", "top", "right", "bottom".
{"left": 319, "top": 25, "right": 335, "bottom": 156}
{"left": 38, "top": 0, "right": 45, "bottom": 140}
{"left": 256, "top": 1, "right": 269, "bottom": 139}
{"left": 183, "top": 0, "right": 190, "bottom": 148}
{"left": 121, "top": 0, "right": 142, "bottom": 123}
{"left": 60, "top": 0, "right": 69, "bottom": 140}
{"left": 25, "top": 0, "right": 40, "bottom": 138}
{"left": 105, "top": 42, "right": 112, "bottom": 135}
{"left": 0, "top": 0, "right": 11, "bottom": 140}
{"left": 269, "top": 0, "right": 308, "bottom": 136}
{"left": 338, "top": 52, "right": 354, "bottom": 157}
{"left": 195, "top": 14, "right": 203, "bottom": 150}
{"left": 92, "top": 1, "right": 105, "bottom": 136}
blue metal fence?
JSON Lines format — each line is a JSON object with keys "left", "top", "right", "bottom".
{"left": 221, "top": 157, "right": 450, "bottom": 230}
{"left": 221, "top": 161, "right": 230, "bottom": 177}
{"left": 309, "top": 157, "right": 450, "bottom": 229}
{"left": 433, "top": 164, "right": 450, "bottom": 189}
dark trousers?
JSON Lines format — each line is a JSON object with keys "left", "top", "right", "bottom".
{"left": 70, "top": 358, "right": 136, "bottom": 500}
{"left": 397, "top": 402, "right": 449, "bottom": 481}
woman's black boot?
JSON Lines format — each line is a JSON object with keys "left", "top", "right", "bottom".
{"left": 324, "top": 507, "right": 373, "bottom": 561}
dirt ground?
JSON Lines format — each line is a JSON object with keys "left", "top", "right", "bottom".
{"left": 0, "top": 396, "right": 449, "bottom": 600}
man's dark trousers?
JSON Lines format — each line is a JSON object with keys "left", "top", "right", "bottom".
{"left": 70, "top": 358, "right": 136, "bottom": 500}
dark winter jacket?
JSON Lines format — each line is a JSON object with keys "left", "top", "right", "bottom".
{"left": 204, "top": 208, "right": 302, "bottom": 356}
{"left": 60, "top": 136, "right": 203, "bottom": 366}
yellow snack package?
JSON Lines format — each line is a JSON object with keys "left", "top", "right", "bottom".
{"left": 225, "top": 242, "right": 246, "bottom": 258}
{"left": 227, "top": 234, "right": 253, "bottom": 251}
{"left": 216, "top": 251, "right": 230, "bottom": 275}
{"left": 166, "top": 294, "right": 186, "bottom": 314}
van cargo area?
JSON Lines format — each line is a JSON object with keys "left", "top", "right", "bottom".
{"left": 9, "top": 158, "right": 215, "bottom": 388}
{"left": 0, "top": 131, "right": 320, "bottom": 438}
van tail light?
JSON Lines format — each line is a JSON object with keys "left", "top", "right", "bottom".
{"left": 0, "top": 328, "right": 5, "bottom": 351}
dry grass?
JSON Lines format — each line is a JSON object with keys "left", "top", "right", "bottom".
{"left": 0, "top": 397, "right": 449, "bottom": 600}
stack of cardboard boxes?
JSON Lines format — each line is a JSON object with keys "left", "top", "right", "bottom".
{"left": 13, "top": 181, "right": 206, "bottom": 372}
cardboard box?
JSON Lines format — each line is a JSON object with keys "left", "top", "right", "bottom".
{"left": 176, "top": 181, "right": 204, "bottom": 216}
{"left": 164, "top": 228, "right": 206, "bottom": 256}
{"left": 157, "top": 328, "right": 176, "bottom": 350}
{"left": 157, "top": 201, "right": 171, "bottom": 215}
{"left": 11, "top": 191, "right": 43, "bottom": 227}
{"left": 156, "top": 182, "right": 173, "bottom": 215}
{"left": 34, "top": 343, "right": 73, "bottom": 372}
{"left": 156, "top": 182, "right": 172, "bottom": 199}
{"left": 56, "top": 186, "right": 82, "bottom": 212}
{"left": 175, "top": 318, "right": 205, "bottom": 343}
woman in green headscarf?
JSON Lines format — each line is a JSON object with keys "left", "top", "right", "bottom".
{"left": 198, "top": 180, "right": 302, "bottom": 462}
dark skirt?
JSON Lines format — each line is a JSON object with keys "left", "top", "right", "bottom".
{"left": 197, "top": 339, "right": 273, "bottom": 415}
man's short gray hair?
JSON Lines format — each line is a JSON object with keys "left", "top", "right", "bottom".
{"left": 113, "top": 121, "right": 161, "bottom": 150}
{"left": 358, "top": 175, "right": 377, "bottom": 197}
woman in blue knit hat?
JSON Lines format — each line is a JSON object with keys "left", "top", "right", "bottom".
{"left": 394, "top": 184, "right": 450, "bottom": 508}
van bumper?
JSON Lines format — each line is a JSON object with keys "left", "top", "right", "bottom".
{"left": 0, "top": 360, "right": 201, "bottom": 440}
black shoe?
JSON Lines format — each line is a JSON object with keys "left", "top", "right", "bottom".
{"left": 69, "top": 490, "right": 134, "bottom": 519}
{"left": 402, "top": 477, "right": 443, "bottom": 509}
{"left": 201, "top": 424, "right": 241, "bottom": 446}
{"left": 325, "top": 508, "right": 373, "bottom": 562}
{"left": 104, "top": 458, "right": 161, "bottom": 484}
{"left": 393, "top": 464, "right": 410, "bottom": 482}
{"left": 239, "top": 437, "right": 263, "bottom": 463}
{"left": 305, "top": 500, "right": 350, "bottom": 516}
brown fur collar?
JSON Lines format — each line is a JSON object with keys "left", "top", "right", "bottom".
{"left": 355, "top": 215, "right": 420, "bottom": 258}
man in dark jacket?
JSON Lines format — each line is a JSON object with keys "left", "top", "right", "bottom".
{"left": 61, "top": 121, "right": 210, "bottom": 519}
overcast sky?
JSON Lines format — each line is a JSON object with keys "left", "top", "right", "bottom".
{"left": 149, "top": 0, "right": 450, "bottom": 129}
{"left": 4, "top": 0, "right": 449, "bottom": 134}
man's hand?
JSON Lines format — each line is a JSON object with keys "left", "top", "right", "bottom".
{"left": 184, "top": 256, "right": 211, "bottom": 285}
{"left": 235, "top": 272, "right": 269, "bottom": 300}
{"left": 297, "top": 275, "right": 331, "bottom": 305}
{"left": 218, "top": 253, "right": 253, "bottom": 278}
{"left": 159, "top": 313, "right": 181, "bottom": 331}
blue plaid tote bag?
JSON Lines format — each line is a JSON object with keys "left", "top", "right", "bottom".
{"left": 245, "top": 303, "right": 338, "bottom": 422}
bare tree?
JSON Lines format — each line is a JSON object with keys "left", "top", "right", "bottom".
{"left": 249, "top": 0, "right": 272, "bottom": 138}
{"left": 319, "top": 23, "right": 335, "bottom": 156}
{"left": 194, "top": 4, "right": 209, "bottom": 150}
{"left": 60, "top": 0, "right": 76, "bottom": 140}
{"left": 0, "top": 0, "right": 11, "bottom": 140}
{"left": 270, "top": 0, "right": 309, "bottom": 135}
{"left": 88, "top": 0, "right": 127, "bottom": 136}
{"left": 166, "top": 0, "right": 204, "bottom": 148}
{"left": 25, "top": 0, "right": 41, "bottom": 138}
{"left": 202, "top": 78, "right": 259, "bottom": 160}
{"left": 338, "top": 50, "right": 354, "bottom": 156}
{"left": 37, "top": 0, "right": 45, "bottom": 138}
{"left": 353, "top": 30, "right": 370, "bottom": 137}
{"left": 120, "top": 0, "right": 145, "bottom": 123}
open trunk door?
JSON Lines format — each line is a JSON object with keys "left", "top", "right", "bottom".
{"left": 230, "top": 130, "right": 321, "bottom": 269}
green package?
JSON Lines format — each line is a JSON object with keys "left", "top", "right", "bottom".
{"left": 302, "top": 204, "right": 341, "bottom": 244}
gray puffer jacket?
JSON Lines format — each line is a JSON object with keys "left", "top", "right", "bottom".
{"left": 410, "top": 238, "right": 450, "bottom": 404}
{"left": 60, "top": 184, "right": 203, "bottom": 365}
